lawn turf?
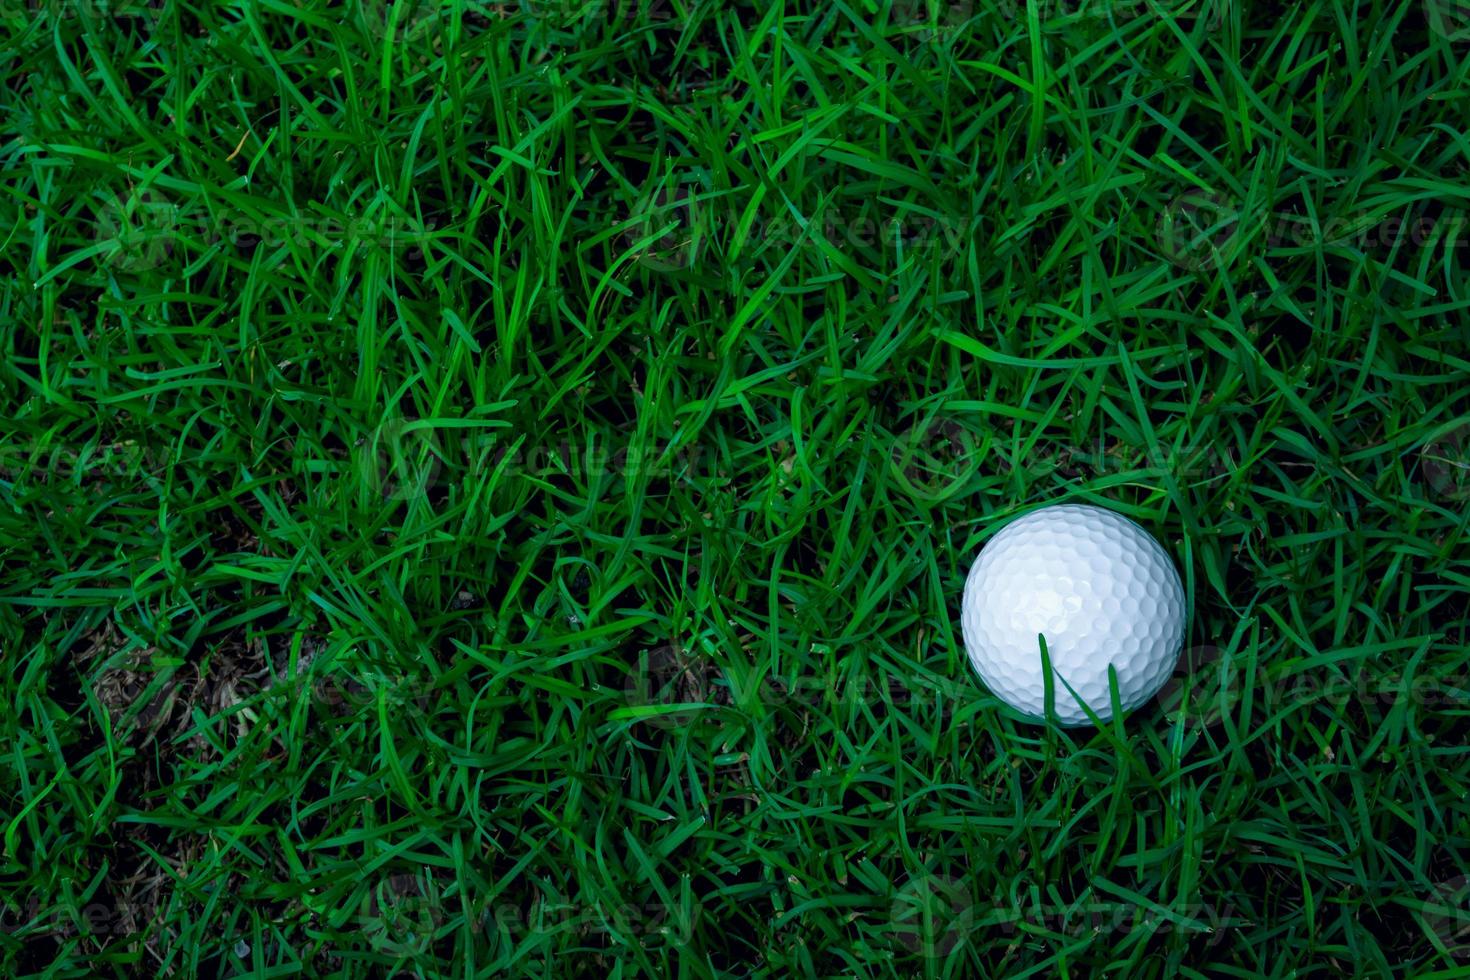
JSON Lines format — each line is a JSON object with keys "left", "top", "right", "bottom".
{"left": 2, "top": 0, "right": 1470, "bottom": 976}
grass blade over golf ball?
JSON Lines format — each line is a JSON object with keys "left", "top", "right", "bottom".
{"left": 960, "top": 502, "right": 1186, "bottom": 726}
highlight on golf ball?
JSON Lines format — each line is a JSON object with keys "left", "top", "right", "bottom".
{"left": 960, "top": 502, "right": 1186, "bottom": 726}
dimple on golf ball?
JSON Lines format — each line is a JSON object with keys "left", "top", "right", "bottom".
{"left": 960, "top": 502, "right": 1186, "bottom": 726}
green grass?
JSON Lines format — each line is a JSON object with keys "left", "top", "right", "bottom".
{"left": 3, "top": 0, "right": 1470, "bottom": 975}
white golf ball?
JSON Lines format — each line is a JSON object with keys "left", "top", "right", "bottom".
{"left": 960, "top": 502, "right": 1186, "bottom": 726}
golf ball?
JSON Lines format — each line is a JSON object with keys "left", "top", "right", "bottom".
{"left": 960, "top": 502, "right": 1186, "bottom": 726}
